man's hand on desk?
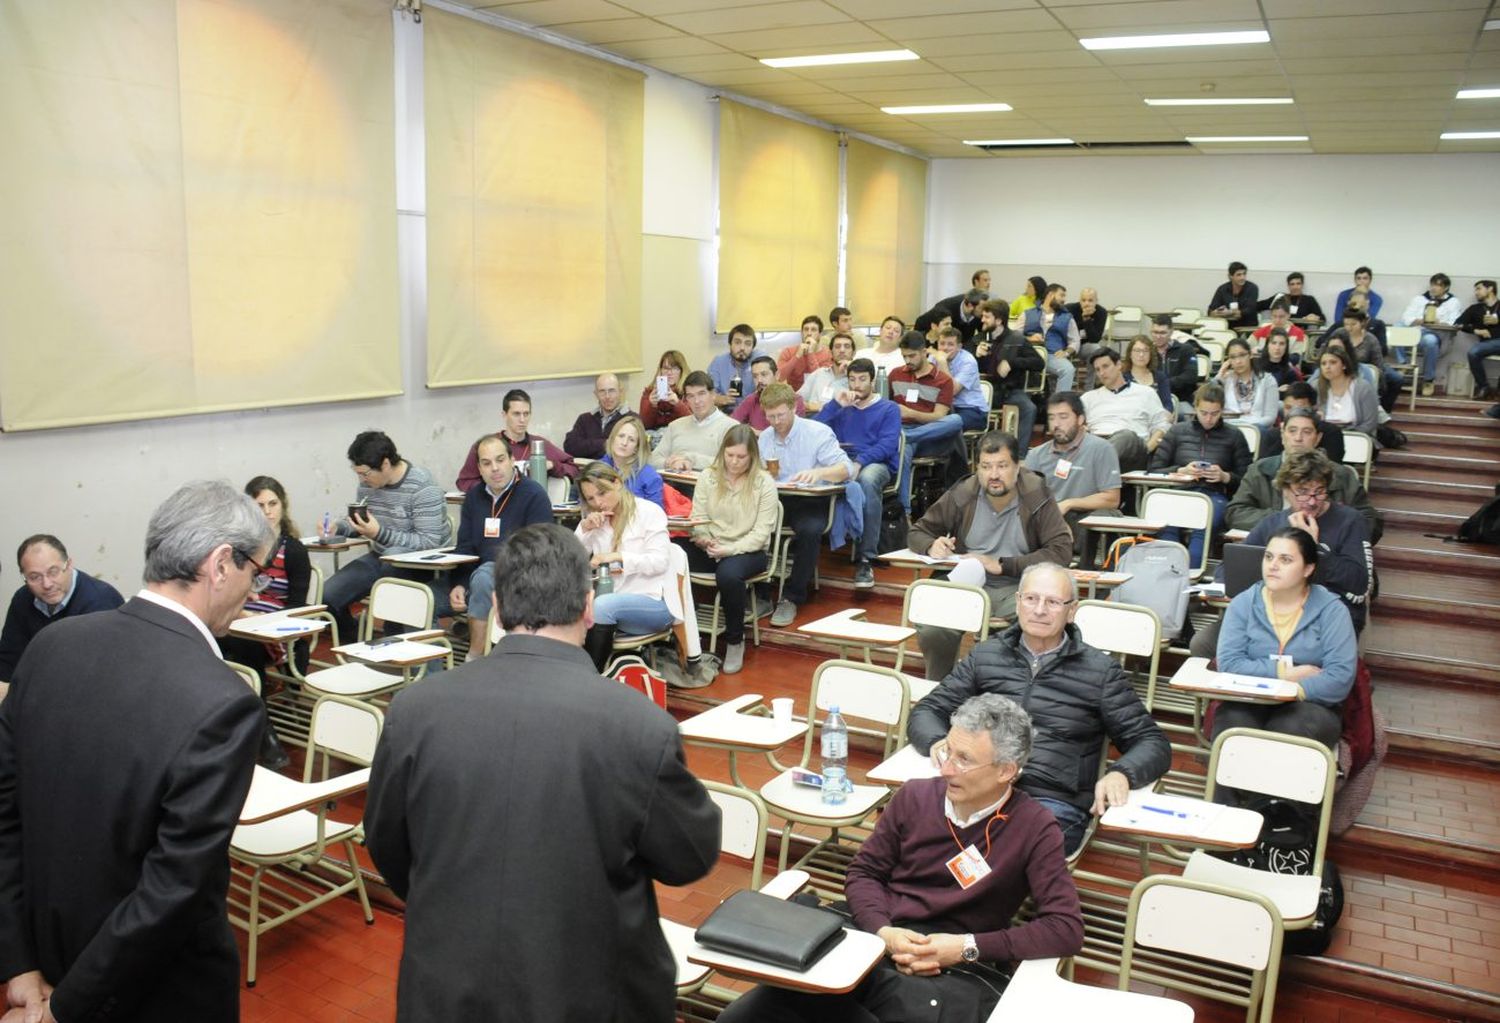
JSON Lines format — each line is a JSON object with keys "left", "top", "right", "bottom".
{"left": 1090, "top": 770, "right": 1131, "bottom": 816}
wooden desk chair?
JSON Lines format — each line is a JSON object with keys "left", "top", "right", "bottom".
{"left": 1232, "top": 421, "right": 1261, "bottom": 461}
{"left": 229, "top": 695, "right": 382, "bottom": 986}
{"left": 892, "top": 579, "right": 990, "bottom": 703}
{"left": 774, "top": 488, "right": 837, "bottom": 602}
{"left": 1385, "top": 325, "right": 1421, "bottom": 410}
{"left": 992, "top": 956, "right": 1195, "bottom": 1022}
{"left": 303, "top": 577, "right": 449, "bottom": 704}
{"left": 1141, "top": 488, "right": 1215, "bottom": 580}
{"left": 1193, "top": 316, "right": 1229, "bottom": 334}
{"left": 1111, "top": 306, "right": 1145, "bottom": 341}
{"left": 1342, "top": 430, "right": 1375, "bottom": 489}
{"left": 227, "top": 660, "right": 261, "bottom": 697}
{"left": 1172, "top": 307, "right": 1202, "bottom": 325}
{"left": 694, "top": 502, "right": 783, "bottom": 654}
{"left": 1121, "top": 875, "right": 1284, "bottom": 1023}
{"left": 759, "top": 661, "right": 910, "bottom": 895}
{"left": 613, "top": 543, "right": 698, "bottom": 672}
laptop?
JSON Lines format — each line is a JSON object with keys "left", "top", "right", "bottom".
{"left": 1221, "top": 542, "right": 1267, "bottom": 598}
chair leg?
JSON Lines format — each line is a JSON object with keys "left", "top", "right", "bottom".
{"left": 246, "top": 866, "right": 265, "bottom": 987}
{"left": 346, "top": 840, "right": 375, "bottom": 924}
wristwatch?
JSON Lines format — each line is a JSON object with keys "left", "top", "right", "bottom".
{"left": 961, "top": 934, "right": 979, "bottom": 963}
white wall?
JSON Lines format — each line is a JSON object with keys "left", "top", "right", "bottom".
{"left": 923, "top": 153, "right": 1500, "bottom": 317}
{"left": 0, "top": 19, "right": 720, "bottom": 593}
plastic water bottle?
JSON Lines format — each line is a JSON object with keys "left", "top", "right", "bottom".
{"left": 874, "top": 367, "right": 888, "bottom": 399}
{"left": 820, "top": 705, "right": 849, "bottom": 806}
{"left": 529, "top": 439, "right": 548, "bottom": 484}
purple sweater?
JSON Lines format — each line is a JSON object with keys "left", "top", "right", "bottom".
{"left": 845, "top": 779, "right": 1084, "bottom": 964}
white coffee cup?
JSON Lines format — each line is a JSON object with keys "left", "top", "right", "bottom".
{"left": 771, "top": 697, "right": 794, "bottom": 723}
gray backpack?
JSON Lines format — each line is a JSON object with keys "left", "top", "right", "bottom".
{"left": 1104, "top": 537, "right": 1192, "bottom": 638}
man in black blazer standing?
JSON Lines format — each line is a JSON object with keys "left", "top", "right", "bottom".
{"left": 0, "top": 480, "right": 273, "bottom": 1023}
{"left": 365, "top": 522, "right": 721, "bottom": 1023}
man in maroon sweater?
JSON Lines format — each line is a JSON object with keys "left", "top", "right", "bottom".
{"left": 718, "top": 694, "right": 1083, "bottom": 1022}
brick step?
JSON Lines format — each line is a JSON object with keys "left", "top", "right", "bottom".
{"left": 1377, "top": 448, "right": 1500, "bottom": 473}
{"left": 1372, "top": 528, "right": 1500, "bottom": 579}
{"left": 1374, "top": 679, "right": 1500, "bottom": 768}
{"left": 1371, "top": 473, "right": 1495, "bottom": 500}
{"left": 1340, "top": 756, "right": 1500, "bottom": 873}
{"left": 1398, "top": 428, "right": 1500, "bottom": 453}
{"left": 1390, "top": 410, "right": 1500, "bottom": 433}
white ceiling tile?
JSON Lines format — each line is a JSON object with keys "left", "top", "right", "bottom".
{"left": 550, "top": 17, "right": 684, "bottom": 43}
{"left": 659, "top": 0, "right": 851, "bottom": 35}
{"left": 705, "top": 23, "right": 885, "bottom": 52}
{"left": 483, "top": 0, "right": 633, "bottom": 26}
{"left": 605, "top": 35, "right": 730, "bottom": 58}
{"left": 828, "top": 0, "right": 1038, "bottom": 15}
{"left": 1049, "top": 0, "right": 1262, "bottom": 31}
{"left": 646, "top": 52, "right": 761, "bottom": 73}
{"left": 866, "top": 9, "right": 1061, "bottom": 41}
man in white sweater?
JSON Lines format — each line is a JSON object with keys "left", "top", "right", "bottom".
{"left": 1080, "top": 348, "right": 1171, "bottom": 472}
{"left": 648, "top": 371, "right": 733, "bottom": 472}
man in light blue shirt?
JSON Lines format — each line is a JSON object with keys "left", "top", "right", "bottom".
{"left": 707, "top": 323, "right": 765, "bottom": 412}
{"left": 933, "top": 326, "right": 988, "bottom": 432}
{"left": 758, "top": 383, "right": 852, "bottom": 627}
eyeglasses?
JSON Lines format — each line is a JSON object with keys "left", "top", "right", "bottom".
{"left": 931, "top": 740, "right": 991, "bottom": 775}
{"left": 1290, "top": 487, "right": 1328, "bottom": 502}
{"left": 239, "top": 551, "right": 272, "bottom": 593}
{"left": 1018, "top": 592, "right": 1075, "bottom": 613}
{"left": 23, "top": 564, "right": 67, "bottom": 586}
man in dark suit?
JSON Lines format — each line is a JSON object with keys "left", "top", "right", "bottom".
{"left": 364, "top": 522, "right": 720, "bottom": 1023}
{"left": 915, "top": 287, "right": 988, "bottom": 346}
{"left": 0, "top": 480, "right": 273, "bottom": 1023}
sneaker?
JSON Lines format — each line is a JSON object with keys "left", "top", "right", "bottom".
{"left": 1421, "top": 381, "right": 1436, "bottom": 396}
{"left": 853, "top": 563, "right": 876, "bottom": 589}
{"left": 722, "top": 641, "right": 745, "bottom": 674}
{"left": 1485, "top": 403, "right": 1500, "bottom": 420}
{"left": 770, "top": 600, "right": 798, "bottom": 627}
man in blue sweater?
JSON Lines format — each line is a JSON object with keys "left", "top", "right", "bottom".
{"left": 448, "top": 435, "right": 553, "bottom": 658}
{"left": 0, "top": 535, "right": 123, "bottom": 682}
{"left": 816, "top": 358, "right": 902, "bottom": 589}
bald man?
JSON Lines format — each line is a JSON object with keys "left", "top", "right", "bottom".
{"left": 564, "top": 373, "right": 637, "bottom": 459}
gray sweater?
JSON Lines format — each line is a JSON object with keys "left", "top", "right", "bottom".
{"left": 340, "top": 463, "right": 452, "bottom": 555}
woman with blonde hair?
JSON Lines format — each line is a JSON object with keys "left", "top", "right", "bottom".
{"left": 683, "top": 424, "right": 780, "bottom": 673}
{"left": 600, "top": 415, "right": 664, "bottom": 508}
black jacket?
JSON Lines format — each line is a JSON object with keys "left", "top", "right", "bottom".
{"left": 917, "top": 294, "right": 983, "bottom": 345}
{"left": 978, "top": 327, "right": 1045, "bottom": 399}
{"left": 1064, "top": 303, "right": 1109, "bottom": 347}
{"left": 908, "top": 624, "right": 1171, "bottom": 812}
{"left": 1162, "top": 339, "right": 1207, "bottom": 401}
{"left": 1150, "top": 419, "right": 1253, "bottom": 493}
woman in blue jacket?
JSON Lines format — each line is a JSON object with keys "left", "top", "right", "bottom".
{"left": 1213, "top": 526, "right": 1356, "bottom": 750}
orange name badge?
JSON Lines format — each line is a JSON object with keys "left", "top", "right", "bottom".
{"left": 1053, "top": 457, "right": 1074, "bottom": 480}
{"left": 945, "top": 844, "right": 992, "bottom": 890}
{"left": 483, "top": 517, "right": 502, "bottom": 538}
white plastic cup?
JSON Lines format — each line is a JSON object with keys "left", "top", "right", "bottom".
{"left": 772, "top": 698, "right": 794, "bottom": 723}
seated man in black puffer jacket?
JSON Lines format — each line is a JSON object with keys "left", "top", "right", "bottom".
{"left": 908, "top": 562, "right": 1171, "bottom": 855}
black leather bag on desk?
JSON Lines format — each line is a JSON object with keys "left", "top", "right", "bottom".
{"left": 695, "top": 890, "right": 848, "bottom": 971}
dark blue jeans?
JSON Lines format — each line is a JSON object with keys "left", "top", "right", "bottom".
{"left": 1031, "top": 796, "right": 1091, "bottom": 856}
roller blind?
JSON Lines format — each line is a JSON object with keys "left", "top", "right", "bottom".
{"left": 844, "top": 139, "right": 927, "bottom": 323}
{"left": 424, "top": 9, "right": 644, "bottom": 388}
{"left": 715, "top": 101, "right": 839, "bottom": 333}
{"left": 0, "top": 0, "right": 401, "bottom": 431}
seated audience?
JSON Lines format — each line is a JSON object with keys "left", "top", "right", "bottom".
{"left": 1255, "top": 327, "right": 1303, "bottom": 394}
{"left": 1066, "top": 287, "right": 1109, "bottom": 361}
{"left": 708, "top": 323, "right": 764, "bottom": 411}
{"left": 326, "top": 430, "right": 452, "bottom": 644}
{"left": 777, "top": 313, "right": 832, "bottom": 391}
{"left": 1208, "top": 260, "right": 1260, "bottom": 329}
{"left": 916, "top": 288, "right": 986, "bottom": 347}
{"left": 1322, "top": 308, "right": 1396, "bottom": 409}
{"left": 1024, "top": 392, "right": 1123, "bottom": 557}
{"left": 448, "top": 435, "right": 553, "bottom": 660}
{"left": 1024, "top": 283, "right": 1079, "bottom": 392}
{"left": 1315, "top": 345, "right": 1379, "bottom": 436}
{"left": 1460, "top": 279, "right": 1500, "bottom": 400}
{"left": 909, "top": 564, "right": 1171, "bottom": 855}
{"left": 719, "top": 694, "right": 1084, "bottom": 1023}
{"left": 216, "top": 476, "right": 311, "bottom": 768}
{"left": 1149, "top": 384, "right": 1253, "bottom": 564}
{"left": 1333, "top": 266, "right": 1383, "bottom": 324}
{"left": 456, "top": 388, "right": 576, "bottom": 491}
{"left": 600, "top": 416, "right": 664, "bottom": 508}
{"left": 1009, "top": 274, "right": 1047, "bottom": 322}
{"left": 798, "top": 332, "right": 855, "bottom": 413}
{"left": 638, "top": 350, "right": 691, "bottom": 432}
{"left": 1249, "top": 300, "right": 1307, "bottom": 350}
{"left": 922, "top": 311, "right": 952, "bottom": 347}
{"left": 757, "top": 383, "right": 852, "bottom": 628}
{"left": 908, "top": 431, "right": 1072, "bottom": 681}
{"left": 1215, "top": 337, "right": 1280, "bottom": 430}
{"left": 856, "top": 315, "right": 908, "bottom": 376}
{"left": 1080, "top": 348, "right": 1171, "bottom": 473}
{"left": 1214, "top": 527, "right": 1357, "bottom": 750}
{"left": 1258, "top": 271, "right": 1325, "bottom": 323}
{"left": 563, "top": 373, "right": 634, "bottom": 459}
{"left": 0, "top": 535, "right": 123, "bottom": 683}
{"left": 931, "top": 325, "right": 990, "bottom": 433}
{"left": 683, "top": 424, "right": 780, "bottom": 674}
{"left": 649, "top": 371, "right": 734, "bottom": 472}
{"left": 976, "top": 300, "right": 1041, "bottom": 453}
{"left": 1400, "top": 272, "right": 1464, "bottom": 396}
{"left": 972, "top": 268, "right": 991, "bottom": 293}
{"left": 1150, "top": 314, "right": 1208, "bottom": 404}
{"left": 1226, "top": 410, "right": 1380, "bottom": 542}
{"left": 815, "top": 358, "right": 902, "bottom": 588}
{"left": 1124, "top": 333, "right": 1173, "bottom": 411}
{"left": 1262, "top": 382, "right": 1345, "bottom": 463}
{"left": 890, "top": 331, "right": 965, "bottom": 512}
{"left": 829, "top": 304, "right": 854, "bottom": 336}
{"left": 732, "top": 354, "right": 804, "bottom": 431}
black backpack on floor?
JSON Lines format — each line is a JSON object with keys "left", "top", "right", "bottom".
{"left": 1224, "top": 797, "right": 1344, "bottom": 957}
{"left": 1455, "top": 485, "right": 1500, "bottom": 546}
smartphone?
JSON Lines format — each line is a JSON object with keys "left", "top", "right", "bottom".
{"left": 655, "top": 375, "right": 670, "bottom": 401}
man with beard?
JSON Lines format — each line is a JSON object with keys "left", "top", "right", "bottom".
{"left": 798, "top": 332, "right": 856, "bottom": 413}
{"left": 907, "top": 431, "right": 1072, "bottom": 682}
{"left": 1023, "top": 283, "right": 1079, "bottom": 392}
{"left": 976, "top": 300, "right": 1042, "bottom": 454}
{"left": 1024, "top": 392, "right": 1122, "bottom": 557}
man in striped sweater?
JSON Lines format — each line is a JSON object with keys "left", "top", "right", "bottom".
{"left": 324, "top": 430, "right": 452, "bottom": 643}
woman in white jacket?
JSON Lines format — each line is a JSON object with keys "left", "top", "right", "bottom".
{"left": 1216, "top": 337, "right": 1279, "bottom": 429}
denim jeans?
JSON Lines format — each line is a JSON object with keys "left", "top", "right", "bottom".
{"left": 1031, "top": 796, "right": 1091, "bottom": 856}
{"left": 854, "top": 462, "right": 893, "bottom": 562}
{"left": 1047, "top": 350, "right": 1076, "bottom": 392}
{"left": 463, "top": 561, "right": 497, "bottom": 620}
{"left": 591, "top": 593, "right": 674, "bottom": 635}
{"left": 322, "top": 552, "right": 436, "bottom": 644}
{"left": 897, "top": 414, "right": 963, "bottom": 511}
{"left": 1156, "top": 487, "right": 1229, "bottom": 566}
{"left": 1467, "top": 338, "right": 1500, "bottom": 392}
{"left": 1418, "top": 329, "right": 1440, "bottom": 382}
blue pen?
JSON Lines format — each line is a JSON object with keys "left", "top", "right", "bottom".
{"left": 1140, "top": 804, "right": 1189, "bottom": 819}
{"left": 272, "top": 625, "right": 306, "bottom": 633}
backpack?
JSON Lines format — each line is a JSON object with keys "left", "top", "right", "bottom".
{"left": 1223, "top": 797, "right": 1344, "bottom": 956}
{"left": 1455, "top": 486, "right": 1500, "bottom": 546}
{"left": 1374, "top": 423, "right": 1407, "bottom": 449}
{"left": 1102, "top": 536, "right": 1191, "bottom": 638}
{"left": 878, "top": 495, "right": 909, "bottom": 555}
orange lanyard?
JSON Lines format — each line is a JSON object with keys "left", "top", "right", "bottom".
{"left": 490, "top": 480, "right": 517, "bottom": 520}
{"left": 946, "top": 806, "right": 1008, "bottom": 858}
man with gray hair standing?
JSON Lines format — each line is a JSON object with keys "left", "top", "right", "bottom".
{"left": 718, "top": 693, "right": 1083, "bottom": 1023}
{"left": 0, "top": 481, "right": 272, "bottom": 1023}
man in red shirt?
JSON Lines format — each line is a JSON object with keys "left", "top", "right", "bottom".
{"left": 1250, "top": 300, "right": 1307, "bottom": 350}
{"left": 889, "top": 330, "right": 964, "bottom": 513}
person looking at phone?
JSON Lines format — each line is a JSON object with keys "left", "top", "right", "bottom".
{"left": 322, "top": 430, "right": 451, "bottom": 643}
{"left": 1148, "top": 383, "right": 1252, "bottom": 564}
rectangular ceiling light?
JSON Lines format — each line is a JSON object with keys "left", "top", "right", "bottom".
{"left": 964, "top": 138, "right": 1075, "bottom": 146}
{"left": 1187, "top": 135, "right": 1308, "bottom": 142}
{"left": 882, "top": 102, "right": 1011, "bottom": 115}
{"left": 1081, "top": 30, "right": 1270, "bottom": 51}
{"left": 1486, "top": 19, "right": 1500, "bottom": 30}
{"left": 1145, "top": 97, "right": 1292, "bottom": 106}
{"left": 1441, "top": 131, "right": 1500, "bottom": 140}
{"left": 1457, "top": 88, "right": 1500, "bottom": 99}
{"left": 760, "top": 49, "right": 918, "bottom": 69}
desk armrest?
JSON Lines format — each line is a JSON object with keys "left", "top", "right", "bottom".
{"left": 758, "top": 869, "right": 810, "bottom": 901}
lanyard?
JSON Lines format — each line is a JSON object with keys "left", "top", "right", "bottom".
{"left": 946, "top": 806, "right": 1008, "bottom": 858}
{"left": 490, "top": 478, "right": 518, "bottom": 520}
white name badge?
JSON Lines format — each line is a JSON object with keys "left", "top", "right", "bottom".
{"left": 1271, "top": 654, "right": 1292, "bottom": 669}
{"left": 946, "top": 844, "right": 992, "bottom": 889}
{"left": 1229, "top": 301, "right": 1239, "bottom": 311}
{"left": 905, "top": 386, "right": 921, "bottom": 403}
{"left": 822, "top": 386, "right": 833, "bottom": 401}
{"left": 1289, "top": 305, "right": 1299, "bottom": 315}
{"left": 1053, "top": 457, "right": 1074, "bottom": 480}
{"left": 484, "top": 517, "right": 502, "bottom": 538}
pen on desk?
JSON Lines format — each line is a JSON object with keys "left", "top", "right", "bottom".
{"left": 272, "top": 625, "right": 306, "bottom": 633}
{"left": 1140, "top": 804, "right": 1189, "bottom": 819}
{"left": 420, "top": 553, "right": 447, "bottom": 561}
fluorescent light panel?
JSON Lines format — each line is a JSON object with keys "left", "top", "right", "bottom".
{"left": 882, "top": 102, "right": 1011, "bottom": 115}
{"left": 1486, "top": 19, "right": 1500, "bottom": 30}
{"left": 964, "top": 138, "right": 1075, "bottom": 146}
{"left": 1441, "top": 131, "right": 1500, "bottom": 140}
{"left": 1457, "top": 88, "right": 1500, "bottom": 99}
{"left": 1080, "top": 30, "right": 1269, "bottom": 51}
{"left": 760, "top": 49, "right": 918, "bottom": 68}
{"left": 1145, "top": 97, "right": 1292, "bottom": 106}
{"left": 1187, "top": 135, "right": 1308, "bottom": 142}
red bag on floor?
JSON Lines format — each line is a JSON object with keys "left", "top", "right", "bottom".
{"left": 1202, "top": 657, "right": 1373, "bottom": 775}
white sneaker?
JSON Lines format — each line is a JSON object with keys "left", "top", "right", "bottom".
{"left": 723, "top": 642, "right": 745, "bottom": 674}
{"left": 770, "top": 600, "right": 798, "bottom": 627}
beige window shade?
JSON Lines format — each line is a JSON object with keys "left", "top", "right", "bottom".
{"left": 425, "top": 10, "right": 643, "bottom": 389}
{"left": 0, "top": 0, "right": 400, "bottom": 431}
{"left": 844, "top": 139, "right": 927, "bottom": 323}
{"left": 716, "top": 101, "right": 839, "bottom": 333}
